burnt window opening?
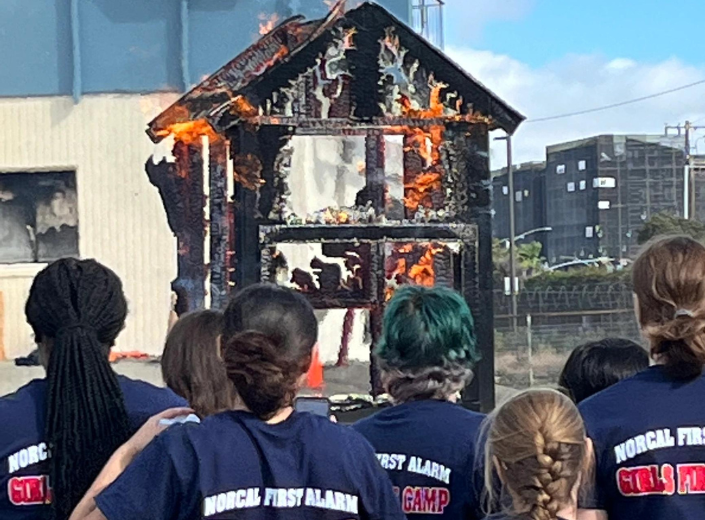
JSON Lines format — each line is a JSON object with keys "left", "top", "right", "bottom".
{"left": 0, "top": 171, "right": 79, "bottom": 264}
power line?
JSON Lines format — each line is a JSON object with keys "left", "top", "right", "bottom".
{"left": 525, "top": 79, "right": 705, "bottom": 124}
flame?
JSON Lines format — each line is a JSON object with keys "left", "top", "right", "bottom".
{"left": 408, "top": 244, "right": 444, "bottom": 287}
{"left": 404, "top": 172, "right": 442, "bottom": 211}
{"left": 155, "top": 119, "right": 219, "bottom": 145}
{"left": 230, "top": 95, "right": 258, "bottom": 119}
{"left": 259, "top": 13, "right": 280, "bottom": 35}
{"left": 385, "top": 243, "right": 445, "bottom": 300}
{"left": 394, "top": 80, "right": 450, "bottom": 213}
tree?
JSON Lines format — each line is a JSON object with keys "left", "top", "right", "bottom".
{"left": 492, "top": 238, "right": 545, "bottom": 280}
{"left": 637, "top": 212, "right": 705, "bottom": 245}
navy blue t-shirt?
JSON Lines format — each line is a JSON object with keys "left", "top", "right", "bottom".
{"left": 580, "top": 365, "right": 705, "bottom": 520}
{"left": 0, "top": 376, "right": 187, "bottom": 519}
{"left": 352, "top": 399, "right": 485, "bottom": 519}
{"left": 95, "top": 410, "right": 405, "bottom": 520}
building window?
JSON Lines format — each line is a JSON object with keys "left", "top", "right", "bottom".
{"left": 556, "top": 164, "right": 566, "bottom": 174}
{"left": 523, "top": 189, "right": 530, "bottom": 197}
{"left": 567, "top": 182, "right": 576, "bottom": 192}
{"left": 502, "top": 186, "right": 509, "bottom": 195}
{"left": 585, "top": 226, "right": 594, "bottom": 238}
{"left": 578, "top": 160, "right": 587, "bottom": 171}
{"left": 0, "top": 171, "right": 78, "bottom": 264}
{"left": 579, "top": 180, "right": 586, "bottom": 191}
{"left": 598, "top": 200, "right": 611, "bottom": 210}
{"left": 593, "top": 177, "right": 617, "bottom": 188}
{"left": 515, "top": 191, "right": 523, "bottom": 202}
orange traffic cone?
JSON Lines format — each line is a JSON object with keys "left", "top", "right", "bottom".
{"left": 306, "top": 344, "right": 325, "bottom": 392}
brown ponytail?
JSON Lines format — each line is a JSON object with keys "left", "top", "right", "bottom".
{"left": 633, "top": 236, "right": 705, "bottom": 379}
{"left": 484, "top": 389, "right": 589, "bottom": 520}
{"left": 222, "top": 284, "right": 317, "bottom": 420}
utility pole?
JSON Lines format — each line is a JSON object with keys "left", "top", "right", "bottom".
{"left": 507, "top": 135, "right": 517, "bottom": 332}
{"left": 665, "top": 121, "right": 705, "bottom": 219}
{"left": 494, "top": 133, "right": 518, "bottom": 330}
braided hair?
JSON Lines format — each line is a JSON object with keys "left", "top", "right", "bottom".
{"left": 483, "top": 389, "right": 588, "bottom": 520}
{"left": 25, "top": 258, "right": 132, "bottom": 519}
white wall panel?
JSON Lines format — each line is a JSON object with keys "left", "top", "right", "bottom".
{"left": 0, "top": 94, "right": 180, "bottom": 358}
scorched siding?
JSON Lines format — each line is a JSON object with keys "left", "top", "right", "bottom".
{"left": 0, "top": 94, "right": 179, "bottom": 359}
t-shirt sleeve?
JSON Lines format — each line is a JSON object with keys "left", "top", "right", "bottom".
{"left": 354, "top": 437, "right": 406, "bottom": 520}
{"left": 95, "top": 429, "right": 200, "bottom": 520}
{"left": 578, "top": 404, "right": 607, "bottom": 510}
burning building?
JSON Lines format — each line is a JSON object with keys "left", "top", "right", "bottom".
{"left": 147, "top": 1, "right": 524, "bottom": 410}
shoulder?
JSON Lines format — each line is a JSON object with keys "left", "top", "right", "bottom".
{"left": 354, "top": 401, "right": 485, "bottom": 436}
{"left": 117, "top": 375, "right": 188, "bottom": 429}
{"left": 0, "top": 379, "right": 46, "bottom": 415}
{"left": 579, "top": 368, "right": 656, "bottom": 420}
{"left": 301, "top": 413, "right": 377, "bottom": 452}
{"left": 118, "top": 375, "right": 187, "bottom": 407}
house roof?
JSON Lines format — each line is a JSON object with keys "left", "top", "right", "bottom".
{"left": 147, "top": 1, "right": 524, "bottom": 143}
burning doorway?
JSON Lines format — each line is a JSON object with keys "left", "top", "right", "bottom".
{"left": 145, "top": 1, "right": 524, "bottom": 411}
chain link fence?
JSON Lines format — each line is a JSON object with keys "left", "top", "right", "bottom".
{"left": 494, "top": 284, "right": 642, "bottom": 390}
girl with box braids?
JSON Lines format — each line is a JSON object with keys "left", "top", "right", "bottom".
{"left": 483, "top": 389, "right": 590, "bottom": 520}
{"left": 25, "top": 258, "right": 132, "bottom": 520}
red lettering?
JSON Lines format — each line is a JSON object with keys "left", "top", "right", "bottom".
{"left": 678, "top": 464, "right": 705, "bottom": 494}
{"left": 401, "top": 487, "right": 451, "bottom": 514}
{"left": 8, "top": 476, "right": 52, "bottom": 506}
{"left": 617, "top": 465, "right": 675, "bottom": 497}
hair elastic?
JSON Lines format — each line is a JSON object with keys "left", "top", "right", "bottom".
{"left": 674, "top": 309, "right": 695, "bottom": 319}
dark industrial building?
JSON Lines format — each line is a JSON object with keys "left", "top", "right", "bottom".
{"left": 493, "top": 134, "right": 694, "bottom": 264}
{"left": 492, "top": 162, "right": 546, "bottom": 249}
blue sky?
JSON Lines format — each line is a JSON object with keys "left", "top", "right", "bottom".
{"left": 447, "top": 0, "right": 705, "bottom": 68}
{"left": 441, "top": 0, "right": 705, "bottom": 164}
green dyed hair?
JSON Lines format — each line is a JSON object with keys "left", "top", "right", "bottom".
{"left": 377, "top": 285, "right": 479, "bottom": 370}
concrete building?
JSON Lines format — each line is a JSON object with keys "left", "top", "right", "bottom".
{"left": 492, "top": 162, "right": 547, "bottom": 250}
{"left": 492, "top": 134, "right": 695, "bottom": 265}
{"left": 0, "top": 0, "right": 418, "bottom": 359}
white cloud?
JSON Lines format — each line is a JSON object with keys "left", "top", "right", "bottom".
{"left": 442, "top": 0, "right": 535, "bottom": 44}
{"left": 446, "top": 46, "right": 705, "bottom": 167}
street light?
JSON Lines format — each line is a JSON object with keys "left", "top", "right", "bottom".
{"left": 499, "top": 227, "right": 553, "bottom": 246}
{"left": 494, "top": 133, "right": 517, "bottom": 330}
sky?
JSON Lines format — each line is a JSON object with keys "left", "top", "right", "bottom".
{"left": 441, "top": 0, "right": 705, "bottom": 167}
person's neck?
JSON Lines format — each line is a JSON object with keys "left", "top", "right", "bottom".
{"left": 232, "top": 401, "right": 294, "bottom": 425}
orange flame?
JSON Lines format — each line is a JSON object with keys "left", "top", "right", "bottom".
{"left": 408, "top": 244, "right": 444, "bottom": 287}
{"left": 404, "top": 172, "right": 442, "bottom": 211}
{"left": 258, "top": 13, "right": 280, "bottom": 35}
{"left": 385, "top": 243, "right": 445, "bottom": 300}
{"left": 155, "top": 119, "right": 219, "bottom": 145}
{"left": 230, "top": 95, "right": 258, "bottom": 119}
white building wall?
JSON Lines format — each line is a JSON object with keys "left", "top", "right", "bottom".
{"left": 0, "top": 93, "right": 180, "bottom": 359}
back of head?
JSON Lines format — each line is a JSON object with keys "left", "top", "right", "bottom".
{"left": 222, "top": 284, "right": 317, "bottom": 420}
{"left": 559, "top": 338, "right": 649, "bottom": 403}
{"left": 162, "top": 310, "right": 233, "bottom": 417}
{"left": 485, "top": 389, "right": 588, "bottom": 520}
{"left": 633, "top": 236, "right": 705, "bottom": 380}
{"left": 25, "top": 258, "right": 131, "bottom": 519}
{"left": 376, "top": 285, "right": 479, "bottom": 402}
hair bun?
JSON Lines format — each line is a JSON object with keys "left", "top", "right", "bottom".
{"left": 223, "top": 331, "right": 301, "bottom": 419}
{"left": 648, "top": 316, "right": 705, "bottom": 379}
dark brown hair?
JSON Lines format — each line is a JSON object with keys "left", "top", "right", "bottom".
{"left": 558, "top": 338, "right": 648, "bottom": 403}
{"left": 161, "top": 310, "right": 234, "bottom": 417}
{"left": 222, "top": 284, "right": 318, "bottom": 420}
{"left": 633, "top": 236, "right": 705, "bottom": 379}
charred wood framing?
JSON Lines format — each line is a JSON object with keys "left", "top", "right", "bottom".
{"left": 146, "top": 1, "right": 525, "bottom": 412}
{"left": 231, "top": 125, "right": 261, "bottom": 289}
{"left": 346, "top": 7, "right": 383, "bottom": 121}
{"left": 209, "top": 139, "right": 229, "bottom": 309}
